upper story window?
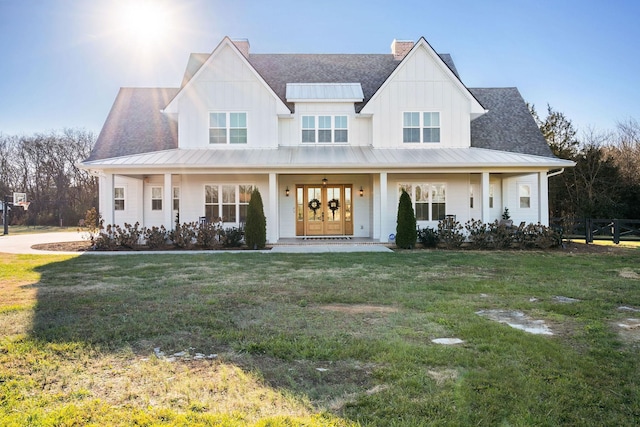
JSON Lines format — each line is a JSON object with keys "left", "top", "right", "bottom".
{"left": 403, "top": 112, "right": 440, "bottom": 143}
{"left": 209, "top": 112, "right": 247, "bottom": 144}
{"left": 301, "top": 115, "right": 348, "bottom": 143}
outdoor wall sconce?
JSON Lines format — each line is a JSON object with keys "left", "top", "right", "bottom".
{"left": 285, "top": 186, "right": 290, "bottom": 197}
{"left": 359, "top": 186, "right": 364, "bottom": 197}
{"left": 322, "top": 177, "right": 328, "bottom": 186}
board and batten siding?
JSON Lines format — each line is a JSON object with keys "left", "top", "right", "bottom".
{"left": 176, "top": 44, "right": 280, "bottom": 149}
{"left": 363, "top": 44, "right": 474, "bottom": 148}
{"left": 111, "top": 176, "right": 142, "bottom": 226}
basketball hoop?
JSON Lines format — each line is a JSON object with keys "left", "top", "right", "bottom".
{"left": 18, "top": 201, "right": 31, "bottom": 211}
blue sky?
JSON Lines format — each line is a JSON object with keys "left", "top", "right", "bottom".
{"left": 1, "top": 0, "right": 638, "bottom": 136}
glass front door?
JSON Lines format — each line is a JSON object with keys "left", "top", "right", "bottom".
{"left": 297, "top": 184, "right": 352, "bottom": 236}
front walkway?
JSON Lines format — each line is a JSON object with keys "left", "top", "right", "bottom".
{"left": 0, "top": 232, "right": 393, "bottom": 255}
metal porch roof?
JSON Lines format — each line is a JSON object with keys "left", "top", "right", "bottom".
{"left": 81, "top": 146, "right": 574, "bottom": 171}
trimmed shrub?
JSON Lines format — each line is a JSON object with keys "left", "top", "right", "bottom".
{"left": 396, "top": 189, "right": 417, "bottom": 249}
{"left": 465, "top": 219, "right": 491, "bottom": 249}
{"left": 170, "top": 222, "right": 196, "bottom": 249}
{"left": 437, "top": 217, "right": 464, "bottom": 249}
{"left": 144, "top": 226, "right": 168, "bottom": 249}
{"left": 418, "top": 226, "right": 439, "bottom": 248}
{"left": 196, "top": 221, "right": 221, "bottom": 249}
{"left": 114, "top": 222, "right": 144, "bottom": 249}
{"left": 220, "top": 226, "right": 243, "bottom": 248}
{"left": 488, "top": 220, "right": 513, "bottom": 249}
{"left": 245, "top": 188, "right": 266, "bottom": 249}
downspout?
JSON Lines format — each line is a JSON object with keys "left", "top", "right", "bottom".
{"left": 547, "top": 168, "right": 565, "bottom": 178}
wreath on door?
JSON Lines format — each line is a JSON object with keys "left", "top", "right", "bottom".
{"left": 328, "top": 198, "right": 340, "bottom": 219}
{"left": 308, "top": 198, "right": 321, "bottom": 217}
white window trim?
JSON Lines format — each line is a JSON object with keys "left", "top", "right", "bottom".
{"left": 204, "top": 184, "right": 254, "bottom": 224}
{"left": 114, "top": 186, "right": 125, "bottom": 211}
{"left": 301, "top": 115, "right": 349, "bottom": 144}
{"left": 402, "top": 111, "right": 441, "bottom": 144}
{"left": 208, "top": 112, "right": 248, "bottom": 145}
{"left": 151, "top": 186, "right": 163, "bottom": 211}
{"left": 172, "top": 186, "right": 180, "bottom": 211}
{"left": 489, "top": 183, "right": 495, "bottom": 209}
{"left": 518, "top": 183, "right": 532, "bottom": 209}
{"left": 398, "top": 183, "right": 447, "bottom": 221}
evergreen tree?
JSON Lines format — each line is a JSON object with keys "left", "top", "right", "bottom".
{"left": 245, "top": 188, "right": 266, "bottom": 249}
{"left": 396, "top": 189, "right": 417, "bottom": 249}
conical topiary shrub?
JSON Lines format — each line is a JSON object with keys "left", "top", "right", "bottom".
{"left": 396, "top": 189, "right": 417, "bottom": 249}
{"left": 245, "top": 188, "right": 266, "bottom": 249}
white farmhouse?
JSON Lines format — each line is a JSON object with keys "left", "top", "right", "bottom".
{"left": 81, "top": 37, "right": 573, "bottom": 243}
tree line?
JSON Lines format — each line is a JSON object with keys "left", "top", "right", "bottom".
{"left": 531, "top": 106, "right": 640, "bottom": 220}
{"left": 0, "top": 129, "right": 97, "bottom": 227}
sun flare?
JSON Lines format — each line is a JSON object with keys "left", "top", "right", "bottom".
{"left": 114, "top": 0, "right": 172, "bottom": 48}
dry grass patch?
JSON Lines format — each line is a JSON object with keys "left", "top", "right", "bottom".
{"left": 618, "top": 268, "right": 640, "bottom": 279}
{"left": 317, "top": 304, "right": 400, "bottom": 314}
{"left": 427, "top": 368, "right": 459, "bottom": 386}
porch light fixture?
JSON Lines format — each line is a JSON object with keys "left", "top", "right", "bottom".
{"left": 359, "top": 186, "right": 364, "bottom": 197}
{"left": 322, "top": 177, "right": 328, "bottom": 186}
{"left": 285, "top": 186, "right": 290, "bottom": 197}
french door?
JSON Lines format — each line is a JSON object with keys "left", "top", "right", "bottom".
{"left": 296, "top": 185, "right": 353, "bottom": 236}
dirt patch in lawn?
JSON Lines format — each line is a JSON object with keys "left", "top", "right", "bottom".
{"left": 32, "top": 241, "right": 92, "bottom": 252}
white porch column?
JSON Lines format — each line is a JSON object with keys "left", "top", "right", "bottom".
{"left": 481, "top": 172, "right": 490, "bottom": 223}
{"left": 267, "top": 173, "right": 278, "bottom": 243}
{"left": 379, "top": 172, "right": 388, "bottom": 243}
{"left": 164, "top": 173, "right": 173, "bottom": 229}
{"left": 539, "top": 171, "right": 549, "bottom": 225}
{"left": 103, "top": 172, "right": 114, "bottom": 225}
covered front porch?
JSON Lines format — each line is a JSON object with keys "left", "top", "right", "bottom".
{"left": 96, "top": 169, "right": 552, "bottom": 245}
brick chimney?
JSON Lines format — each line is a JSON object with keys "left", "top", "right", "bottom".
{"left": 232, "top": 39, "right": 250, "bottom": 58}
{"left": 391, "top": 39, "right": 414, "bottom": 60}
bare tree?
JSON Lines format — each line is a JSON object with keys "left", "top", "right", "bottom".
{"left": 1, "top": 129, "right": 97, "bottom": 226}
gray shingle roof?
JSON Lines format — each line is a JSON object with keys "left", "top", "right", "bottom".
{"left": 469, "top": 88, "right": 554, "bottom": 157}
{"left": 87, "top": 50, "right": 553, "bottom": 163}
{"left": 87, "top": 88, "right": 179, "bottom": 161}
{"left": 180, "top": 52, "right": 459, "bottom": 113}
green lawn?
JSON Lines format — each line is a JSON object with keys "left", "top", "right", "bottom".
{"left": 1, "top": 249, "right": 639, "bottom": 426}
{"left": 0, "top": 225, "right": 77, "bottom": 235}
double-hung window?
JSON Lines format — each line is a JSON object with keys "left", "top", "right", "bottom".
{"left": 403, "top": 112, "right": 440, "bottom": 143}
{"left": 301, "top": 115, "right": 348, "bottom": 143}
{"left": 519, "top": 184, "right": 531, "bottom": 208}
{"left": 172, "top": 187, "right": 180, "bottom": 211}
{"left": 204, "top": 184, "right": 254, "bottom": 223}
{"left": 398, "top": 183, "right": 446, "bottom": 221}
{"left": 151, "top": 187, "right": 162, "bottom": 211}
{"left": 114, "top": 187, "right": 125, "bottom": 211}
{"left": 209, "top": 112, "right": 247, "bottom": 144}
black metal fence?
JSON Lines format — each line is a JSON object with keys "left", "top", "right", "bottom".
{"left": 550, "top": 218, "right": 640, "bottom": 244}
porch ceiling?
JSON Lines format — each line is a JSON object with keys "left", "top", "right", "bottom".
{"left": 81, "top": 146, "right": 574, "bottom": 171}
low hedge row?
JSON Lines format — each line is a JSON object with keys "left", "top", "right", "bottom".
{"left": 90, "top": 221, "right": 244, "bottom": 250}
{"left": 417, "top": 218, "right": 562, "bottom": 250}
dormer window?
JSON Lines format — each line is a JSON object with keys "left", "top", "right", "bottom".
{"left": 209, "top": 112, "right": 247, "bottom": 144}
{"left": 403, "top": 112, "right": 440, "bottom": 143}
{"left": 301, "top": 115, "right": 348, "bottom": 143}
